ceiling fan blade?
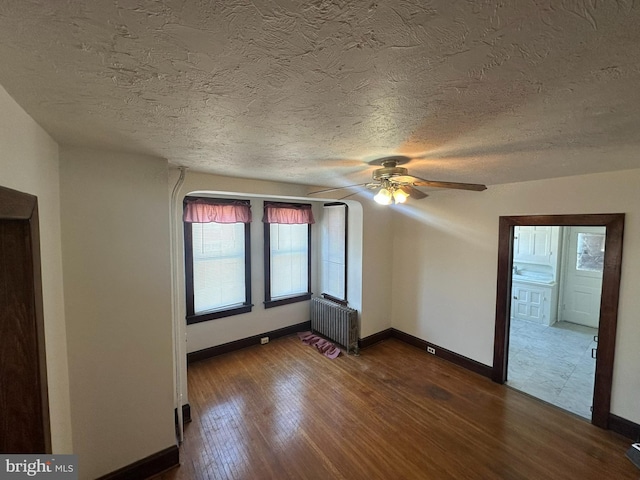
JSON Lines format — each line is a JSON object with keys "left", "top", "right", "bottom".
{"left": 400, "top": 185, "right": 428, "bottom": 200}
{"left": 413, "top": 180, "right": 487, "bottom": 191}
{"left": 308, "top": 183, "right": 367, "bottom": 195}
{"left": 393, "top": 175, "right": 486, "bottom": 191}
{"left": 338, "top": 191, "right": 361, "bottom": 200}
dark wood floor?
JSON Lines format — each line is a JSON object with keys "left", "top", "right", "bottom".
{"left": 157, "top": 336, "right": 637, "bottom": 479}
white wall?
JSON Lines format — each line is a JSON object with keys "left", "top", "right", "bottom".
{"left": 0, "top": 85, "right": 73, "bottom": 452}
{"left": 358, "top": 197, "right": 394, "bottom": 337}
{"left": 60, "top": 148, "right": 175, "bottom": 479}
{"left": 391, "top": 168, "right": 640, "bottom": 423}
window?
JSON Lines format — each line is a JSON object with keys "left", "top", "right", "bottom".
{"left": 263, "top": 202, "right": 313, "bottom": 308}
{"left": 320, "top": 202, "right": 348, "bottom": 303}
{"left": 576, "top": 232, "right": 606, "bottom": 272}
{"left": 184, "top": 198, "right": 252, "bottom": 324}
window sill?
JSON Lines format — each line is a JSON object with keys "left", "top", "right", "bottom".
{"left": 321, "top": 293, "right": 348, "bottom": 306}
{"left": 186, "top": 304, "right": 253, "bottom": 325}
{"left": 264, "top": 293, "right": 312, "bottom": 309}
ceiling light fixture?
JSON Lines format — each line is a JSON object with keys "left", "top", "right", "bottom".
{"left": 393, "top": 188, "right": 409, "bottom": 204}
{"left": 374, "top": 183, "right": 410, "bottom": 205}
{"left": 374, "top": 187, "right": 392, "bottom": 205}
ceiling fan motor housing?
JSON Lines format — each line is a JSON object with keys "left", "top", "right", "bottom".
{"left": 373, "top": 162, "right": 408, "bottom": 181}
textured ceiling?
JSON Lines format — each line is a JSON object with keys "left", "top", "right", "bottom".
{"left": 1, "top": 1, "right": 640, "bottom": 189}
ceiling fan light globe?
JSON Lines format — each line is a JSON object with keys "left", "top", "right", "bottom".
{"left": 393, "top": 189, "right": 409, "bottom": 203}
{"left": 374, "top": 188, "right": 392, "bottom": 205}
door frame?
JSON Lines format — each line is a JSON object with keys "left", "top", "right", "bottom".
{"left": 0, "top": 185, "right": 51, "bottom": 452}
{"left": 492, "top": 213, "right": 624, "bottom": 429}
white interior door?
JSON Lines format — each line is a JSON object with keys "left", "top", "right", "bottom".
{"left": 559, "top": 227, "right": 605, "bottom": 328}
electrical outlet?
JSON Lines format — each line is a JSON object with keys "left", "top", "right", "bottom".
{"left": 260, "top": 337, "right": 269, "bottom": 345}
{"left": 427, "top": 346, "right": 436, "bottom": 355}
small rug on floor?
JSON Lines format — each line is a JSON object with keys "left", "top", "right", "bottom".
{"left": 297, "top": 331, "right": 341, "bottom": 359}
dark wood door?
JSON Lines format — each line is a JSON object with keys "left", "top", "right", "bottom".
{"left": 0, "top": 186, "right": 50, "bottom": 453}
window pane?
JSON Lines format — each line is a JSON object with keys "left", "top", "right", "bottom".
{"left": 192, "top": 222, "right": 246, "bottom": 313}
{"left": 321, "top": 204, "right": 346, "bottom": 300}
{"left": 270, "top": 223, "right": 308, "bottom": 299}
{"left": 576, "top": 232, "right": 605, "bottom": 272}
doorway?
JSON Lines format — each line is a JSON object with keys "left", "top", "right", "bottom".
{"left": 492, "top": 214, "right": 624, "bottom": 429}
{"left": 507, "top": 225, "right": 604, "bottom": 419}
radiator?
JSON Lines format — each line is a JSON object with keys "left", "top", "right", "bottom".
{"left": 310, "top": 297, "right": 359, "bottom": 355}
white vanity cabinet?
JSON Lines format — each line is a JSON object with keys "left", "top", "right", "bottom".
{"left": 513, "top": 226, "right": 559, "bottom": 266}
{"left": 511, "top": 281, "right": 556, "bottom": 325}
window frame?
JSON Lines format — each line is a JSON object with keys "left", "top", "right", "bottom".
{"left": 263, "top": 202, "right": 312, "bottom": 309}
{"left": 184, "top": 197, "right": 252, "bottom": 325}
{"left": 320, "top": 202, "right": 348, "bottom": 305}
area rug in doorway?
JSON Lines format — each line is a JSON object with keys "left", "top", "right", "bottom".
{"left": 297, "top": 331, "right": 341, "bottom": 359}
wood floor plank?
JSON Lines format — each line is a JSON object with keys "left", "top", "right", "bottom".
{"left": 156, "top": 337, "right": 637, "bottom": 479}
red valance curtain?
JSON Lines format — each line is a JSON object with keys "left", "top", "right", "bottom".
{"left": 183, "top": 199, "right": 251, "bottom": 224}
{"left": 263, "top": 202, "right": 315, "bottom": 224}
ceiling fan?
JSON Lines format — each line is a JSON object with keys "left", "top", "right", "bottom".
{"left": 309, "top": 156, "right": 487, "bottom": 204}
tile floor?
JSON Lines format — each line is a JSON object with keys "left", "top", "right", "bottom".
{"left": 507, "top": 317, "right": 598, "bottom": 419}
